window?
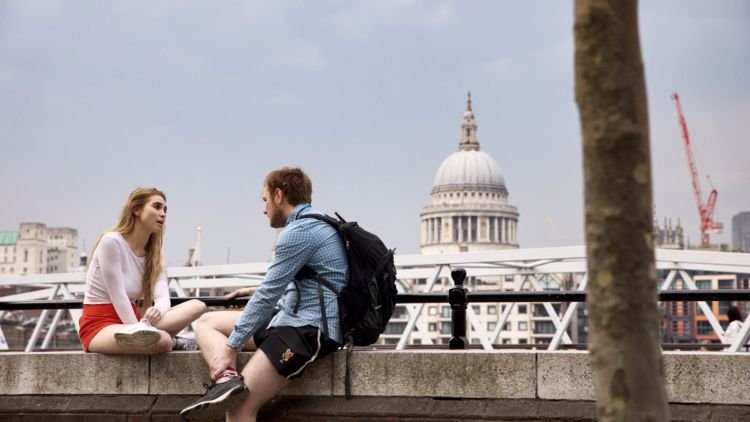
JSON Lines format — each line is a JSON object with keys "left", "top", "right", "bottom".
{"left": 519, "top": 339, "right": 528, "bottom": 344}
{"left": 472, "top": 305, "right": 481, "bottom": 314}
{"left": 23, "top": 250, "right": 28, "bottom": 262}
{"left": 441, "top": 306, "right": 451, "bottom": 318}
{"left": 518, "top": 305, "right": 527, "bottom": 314}
{"left": 384, "top": 322, "right": 406, "bottom": 335}
{"left": 428, "top": 323, "right": 437, "bottom": 332}
{"left": 534, "top": 321, "right": 556, "bottom": 334}
{"left": 518, "top": 321, "right": 528, "bottom": 331}
{"left": 502, "top": 339, "right": 511, "bottom": 344}
{"left": 440, "top": 322, "right": 452, "bottom": 334}
{"left": 413, "top": 339, "right": 421, "bottom": 345}
{"left": 718, "top": 279, "right": 734, "bottom": 289}
{"left": 697, "top": 321, "right": 713, "bottom": 335}
{"left": 428, "top": 306, "right": 437, "bottom": 316}
{"left": 487, "top": 322, "right": 496, "bottom": 331}
{"left": 696, "top": 280, "right": 711, "bottom": 290}
{"left": 488, "top": 305, "right": 497, "bottom": 315}
{"left": 391, "top": 306, "right": 407, "bottom": 319}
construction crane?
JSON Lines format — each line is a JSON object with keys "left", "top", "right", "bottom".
{"left": 671, "top": 93, "right": 723, "bottom": 247}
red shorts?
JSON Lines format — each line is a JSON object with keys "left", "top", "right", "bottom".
{"left": 78, "top": 303, "right": 141, "bottom": 352}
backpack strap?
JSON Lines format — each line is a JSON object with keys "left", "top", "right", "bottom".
{"left": 316, "top": 280, "right": 329, "bottom": 340}
{"left": 294, "top": 265, "right": 340, "bottom": 339}
{"left": 298, "top": 213, "right": 341, "bottom": 228}
{"left": 291, "top": 279, "right": 301, "bottom": 313}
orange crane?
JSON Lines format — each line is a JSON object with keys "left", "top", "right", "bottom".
{"left": 671, "top": 93, "right": 723, "bottom": 247}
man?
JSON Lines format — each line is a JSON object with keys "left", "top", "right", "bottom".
{"left": 180, "top": 167, "right": 348, "bottom": 422}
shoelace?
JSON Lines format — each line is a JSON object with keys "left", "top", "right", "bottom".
{"left": 201, "top": 383, "right": 214, "bottom": 394}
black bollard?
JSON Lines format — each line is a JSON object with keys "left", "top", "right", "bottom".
{"left": 449, "top": 268, "right": 468, "bottom": 349}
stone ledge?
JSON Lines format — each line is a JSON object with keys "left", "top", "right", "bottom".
{"left": 537, "top": 351, "right": 750, "bottom": 405}
{"left": 332, "top": 350, "right": 536, "bottom": 399}
{"left": 2, "top": 396, "right": 749, "bottom": 421}
{"left": 0, "top": 352, "right": 149, "bottom": 395}
{"left": 2, "top": 350, "right": 750, "bottom": 405}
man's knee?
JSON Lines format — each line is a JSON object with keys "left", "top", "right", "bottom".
{"left": 195, "top": 311, "right": 217, "bottom": 330}
{"left": 195, "top": 311, "right": 238, "bottom": 334}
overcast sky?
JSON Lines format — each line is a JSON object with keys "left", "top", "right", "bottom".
{"left": 1, "top": 1, "right": 748, "bottom": 266}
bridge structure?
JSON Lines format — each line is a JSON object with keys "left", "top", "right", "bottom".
{"left": 2, "top": 246, "right": 750, "bottom": 352}
{"left": 2, "top": 247, "right": 750, "bottom": 420}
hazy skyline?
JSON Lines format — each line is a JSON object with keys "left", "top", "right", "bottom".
{"left": 1, "top": 1, "right": 748, "bottom": 266}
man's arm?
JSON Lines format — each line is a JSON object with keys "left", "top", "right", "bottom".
{"left": 225, "top": 223, "right": 316, "bottom": 350}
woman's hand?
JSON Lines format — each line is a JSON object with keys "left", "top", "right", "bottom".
{"left": 142, "top": 306, "right": 162, "bottom": 326}
{"left": 225, "top": 287, "right": 255, "bottom": 300}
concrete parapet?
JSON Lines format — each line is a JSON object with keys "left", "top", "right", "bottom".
{"left": 537, "top": 351, "right": 750, "bottom": 405}
{"left": 537, "top": 350, "right": 594, "bottom": 401}
{"left": 664, "top": 351, "right": 750, "bottom": 404}
{"left": 149, "top": 351, "right": 334, "bottom": 396}
{"left": 3, "top": 350, "right": 750, "bottom": 405}
{"left": 332, "top": 350, "right": 536, "bottom": 399}
{"left": 0, "top": 351, "right": 149, "bottom": 395}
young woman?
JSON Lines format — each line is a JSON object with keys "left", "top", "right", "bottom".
{"left": 78, "top": 187, "right": 206, "bottom": 354}
{"left": 721, "top": 305, "right": 745, "bottom": 349}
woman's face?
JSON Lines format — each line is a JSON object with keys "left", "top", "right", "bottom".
{"left": 136, "top": 195, "right": 167, "bottom": 233}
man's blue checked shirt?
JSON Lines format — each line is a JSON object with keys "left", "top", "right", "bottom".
{"left": 226, "top": 203, "right": 348, "bottom": 349}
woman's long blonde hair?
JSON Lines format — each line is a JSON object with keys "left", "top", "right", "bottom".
{"left": 91, "top": 187, "right": 166, "bottom": 315}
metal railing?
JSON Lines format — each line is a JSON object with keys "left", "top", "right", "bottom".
{"left": 2, "top": 246, "right": 750, "bottom": 352}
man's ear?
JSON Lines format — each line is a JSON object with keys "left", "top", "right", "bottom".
{"left": 274, "top": 188, "right": 284, "bottom": 204}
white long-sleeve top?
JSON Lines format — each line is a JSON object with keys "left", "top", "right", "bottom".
{"left": 83, "top": 232, "right": 170, "bottom": 324}
{"left": 721, "top": 320, "right": 744, "bottom": 345}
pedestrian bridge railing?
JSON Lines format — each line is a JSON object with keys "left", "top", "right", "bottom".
{"left": 2, "top": 246, "right": 749, "bottom": 352}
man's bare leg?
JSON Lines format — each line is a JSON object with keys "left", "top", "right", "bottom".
{"left": 194, "top": 311, "right": 256, "bottom": 365}
{"left": 180, "top": 311, "right": 259, "bottom": 421}
{"left": 226, "top": 349, "right": 289, "bottom": 422}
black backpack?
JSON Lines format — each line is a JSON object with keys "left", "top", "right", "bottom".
{"left": 294, "top": 212, "right": 398, "bottom": 347}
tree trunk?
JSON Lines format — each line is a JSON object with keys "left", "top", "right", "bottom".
{"left": 574, "top": 1, "right": 669, "bottom": 421}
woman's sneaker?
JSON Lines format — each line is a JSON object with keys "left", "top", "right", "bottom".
{"left": 180, "top": 374, "right": 248, "bottom": 421}
{"left": 114, "top": 321, "right": 162, "bottom": 348}
{"left": 173, "top": 332, "right": 199, "bottom": 351}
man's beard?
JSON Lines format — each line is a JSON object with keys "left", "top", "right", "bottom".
{"left": 269, "top": 208, "right": 286, "bottom": 229}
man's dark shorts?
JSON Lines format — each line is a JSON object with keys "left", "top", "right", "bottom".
{"left": 253, "top": 325, "right": 341, "bottom": 379}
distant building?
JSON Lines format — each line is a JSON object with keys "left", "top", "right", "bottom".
{"left": 382, "top": 94, "right": 567, "bottom": 347}
{"left": 654, "top": 217, "right": 685, "bottom": 249}
{"left": 0, "top": 222, "right": 79, "bottom": 276}
{"left": 732, "top": 212, "right": 750, "bottom": 252}
{"left": 420, "top": 93, "right": 519, "bottom": 254}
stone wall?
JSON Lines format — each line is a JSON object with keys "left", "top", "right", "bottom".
{"left": 1, "top": 350, "right": 749, "bottom": 420}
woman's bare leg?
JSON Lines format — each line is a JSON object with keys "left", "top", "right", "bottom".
{"left": 153, "top": 299, "right": 207, "bottom": 336}
{"left": 87, "top": 324, "right": 173, "bottom": 355}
